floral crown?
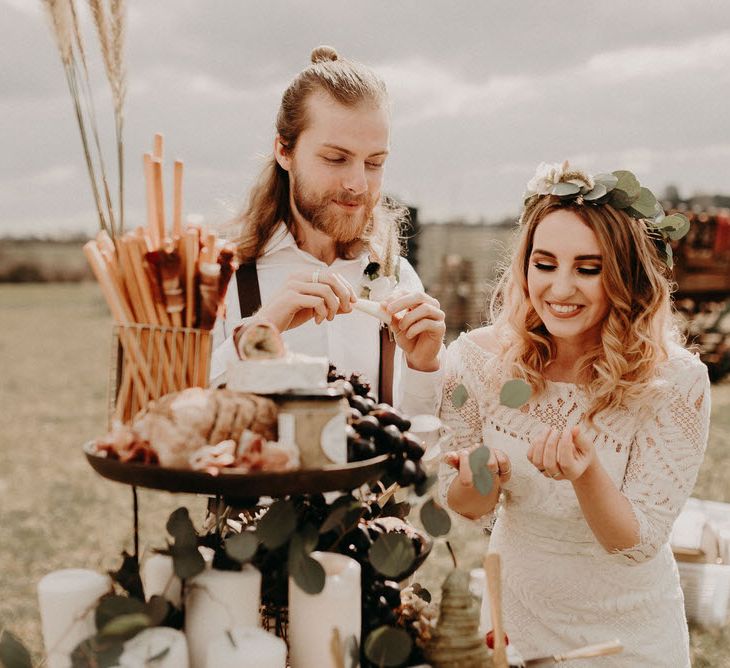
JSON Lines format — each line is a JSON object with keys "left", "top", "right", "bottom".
{"left": 522, "top": 160, "right": 690, "bottom": 268}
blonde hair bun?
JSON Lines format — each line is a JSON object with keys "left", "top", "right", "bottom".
{"left": 311, "top": 45, "right": 339, "bottom": 64}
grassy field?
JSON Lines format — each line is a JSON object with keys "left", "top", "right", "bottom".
{"left": 1, "top": 283, "right": 729, "bottom": 665}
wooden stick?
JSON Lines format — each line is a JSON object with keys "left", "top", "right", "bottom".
{"left": 153, "top": 132, "right": 164, "bottom": 160}
{"left": 143, "top": 153, "right": 158, "bottom": 249}
{"left": 173, "top": 160, "right": 184, "bottom": 238}
{"left": 152, "top": 158, "right": 166, "bottom": 245}
{"left": 124, "top": 236, "right": 176, "bottom": 395}
{"left": 116, "top": 237, "right": 146, "bottom": 323}
{"left": 484, "top": 552, "right": 508, "bottom": 668}
{"left": 184, "top": 229, "right": 198, "bottom": 328}
{"left": 83, "top": 242, "right": 152, "bottom": 410}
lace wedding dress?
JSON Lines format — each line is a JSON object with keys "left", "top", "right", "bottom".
{"left": 433, "top": 334, "right": 711, "bottom": 667}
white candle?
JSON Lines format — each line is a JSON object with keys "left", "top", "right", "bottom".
{"left": 37, "top": 568, "right": 111, "bottom": 668}
{"left": 141, "top": 548, "right": 215, "bottom": 608}
{"left": 142, "top": 554, "right": 182, "bottom": 607}
{"left": 288, "top": 551, "right": 361, "bottom": 668}
{"left": 205, "top": 627, "right": 286, "bottom": 668}
{"left": 117, "top": 627, "right": 188, "bottom": 667}
{"left": 185, "top": 566, "right": 262, "bottom": 668}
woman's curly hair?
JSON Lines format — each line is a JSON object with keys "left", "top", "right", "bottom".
{"left": 489, "top": 195, "right": 682, "bottom": 422}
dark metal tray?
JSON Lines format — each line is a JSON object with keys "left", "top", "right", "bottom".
{"left": 84, "top": 443, "right": 389, "bottom": 503}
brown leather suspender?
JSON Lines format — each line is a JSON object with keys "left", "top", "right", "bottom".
{"left": 235, "top": 262, "right": 395, "bottom": 404}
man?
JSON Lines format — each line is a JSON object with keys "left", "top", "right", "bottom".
{"left": 211, "top": 46, "right": 444, "bottom": 406}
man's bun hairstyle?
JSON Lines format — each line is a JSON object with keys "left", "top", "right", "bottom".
{"left": 311, "top": 45, "right": 338, "bottom": 64}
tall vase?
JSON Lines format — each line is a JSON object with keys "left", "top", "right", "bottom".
{"left": 37, "top": 568, "right": 111, "bottom": 668}
{"left": 288, "top": 551, "right": 361, "bottom": 668}
{"left": 184, "top": 566, "right": 262, "bottom": 668}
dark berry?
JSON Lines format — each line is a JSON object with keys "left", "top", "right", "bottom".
{"left": 402, "top": 432, "right": 426, "bottom": 461}
{"left": 353, "top": 415, "right": 380, "bottom": 438}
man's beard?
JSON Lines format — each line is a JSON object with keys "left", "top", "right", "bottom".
{"left": 290, "top": 171, "right": 376, "bottom": 244}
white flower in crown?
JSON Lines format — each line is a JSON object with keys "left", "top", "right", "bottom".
{"left": 525, "top": 160, "right": 569, "bottom": 197}
{"left": 524, "top": 160, "right": 594, "bottom": 200}
{"left": 367, "top": 275, "right": 398, "bottom": 302}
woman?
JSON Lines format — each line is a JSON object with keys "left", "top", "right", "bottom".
{"left": 415, "top": 163, "right": 710, "bottom": 665}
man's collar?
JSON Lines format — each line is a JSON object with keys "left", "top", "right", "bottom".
{"left": 261, "top": 222, "right": 297, "bottom": 257}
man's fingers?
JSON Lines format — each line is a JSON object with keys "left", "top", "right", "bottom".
{"left": 291, "top": 280, "right": 340, "bottom": 319}
{"left": 399, "top": 317, "right": 445, "bottom": 342}
{"left": 395, "top": 303, "right": 445, "bottom": 334}
{"left": 384, "top": 292, "right": 440, "bottom": 316}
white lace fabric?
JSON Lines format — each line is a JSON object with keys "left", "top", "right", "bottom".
{"left": 436, "top": 333, "right": 711, "bottom": 666}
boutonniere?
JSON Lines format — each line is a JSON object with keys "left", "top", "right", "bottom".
{"left": 354, "top": 261, "right": 399, "bottom": 325}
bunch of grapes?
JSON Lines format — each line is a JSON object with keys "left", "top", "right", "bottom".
{"left": 329, "top": 367, "right": 428, "bottom": 491}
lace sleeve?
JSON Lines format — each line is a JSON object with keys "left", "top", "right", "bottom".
{"left": 615, "top": 352, "right": 711, "bottom": 564}
{"left": 437, "top": 339, "right": 496, "bottom": 530}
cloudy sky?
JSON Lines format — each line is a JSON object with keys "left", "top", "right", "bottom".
{"left": 2, "top": 1, "right": 729, "bottom": 237}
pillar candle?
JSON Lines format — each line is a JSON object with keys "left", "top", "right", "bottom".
{"left": 141, "top": 548, "right": 215, "bottom": 607}
{"left": 205, "top": 627, "right": 286, "bottom": 668}
{"left": 118, "top": 627, "right": 188, "bottom": 667}
{"left": 142, "top": 554, "right": 182, "bottom": 607}
{"left": 185, "top": 566, "right": 261, "bottom": 668}
{"left": 37, "top": 568, "right": 111, "bottom": 668}
{"left": 288, "top": 551, "right": 361, "bottom": 668}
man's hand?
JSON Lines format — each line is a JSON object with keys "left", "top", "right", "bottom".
{"left": 383, "top": 291, "right": 445, "bottom": 372}
{"left": 252, "top": 269, "right": 357, "bottom": 333}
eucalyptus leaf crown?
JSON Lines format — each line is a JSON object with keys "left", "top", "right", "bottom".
{"left": 521, "top": 160, "right": 690, "bottom": 268}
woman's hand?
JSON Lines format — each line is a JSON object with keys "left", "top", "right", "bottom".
{"left": 527, "top": 425, "right": 596, "bottom": 482}
{"left": 383, "top": 290, "right": 445, "bottom": 372}
{"left": 444, "top": 446, "right": 512, "bottom": 487}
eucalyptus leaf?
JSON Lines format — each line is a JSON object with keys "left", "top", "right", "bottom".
{"left": 319, "top": 504, "right": 350, "bottom": 534}
{"left": 95, "top": 595, "right": 145, "bottom": 632}
{"left": 170, "top": 544, "right": 205, "bottom": 580}
{"left": 70, "top": 635, "right": 125, "bottom": 668}
{"left": 256, "top": 499, "right": 298, "bottom": 549}
{"left": 364, "top": 625, "right": 413, "bottom": 667}
{"left": 420, "top": 498, "right": 451, "bottom": 537}
{"left": 451, "top": 383, "right": 469, "bottom": 409}
{"left": 592, "top": 173, "right": 618, "bottom": 190}
{"left": 612, "top": 170, "right": 641, "bottom": 201}
{"left": 225, "top": 532, "right": 259, "bottom": 564}
{"left": 551, "top": 182, "right": 580, "bottom": 197}
{"left": 165, "top": 508, "right": 198, "bottom": 549}
{"left": 144, "top": 596, "right": 170, "bottom": 627}
{"left": 99, "top": 612, "right": 151, "bottom": 638}
{"left": 582, "top": 183, "right": 607, "bottom": 201}
{"left": 663, "top": 214, "right": 690, "bottom": 240}
{"left": 499, "top": 379, "right": 532, "bottom": 409}
{"left": 0, "top": 630, "right": 32, "bottom": 668}
{"left": 369, "top": 533, "right": 416, "bottom": 579}
{"left": 299, "top": 523, "right": 320, "bottom": 553}
{"left": 469, "top": 447, "right": 493, "bottom": 496}
{"left": 631, "top": 187, "right": 658, "bottom": 217}
{"left": 290, "top": 554, "right": 326, "bottom": 594}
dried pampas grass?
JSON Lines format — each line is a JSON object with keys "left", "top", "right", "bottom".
{"left": 42, "top": 0, "right": 127, "bottom": 239}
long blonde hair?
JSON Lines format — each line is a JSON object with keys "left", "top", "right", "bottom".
{"left": 232, "top": 46, "right": 406, "bottom": 273}
{"left": 490, "top": 195, "right": 682, "bottom": 420}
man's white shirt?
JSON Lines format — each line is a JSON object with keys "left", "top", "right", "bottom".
{"left": 211, "top": 223, "right": 441, "bottom": 412}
